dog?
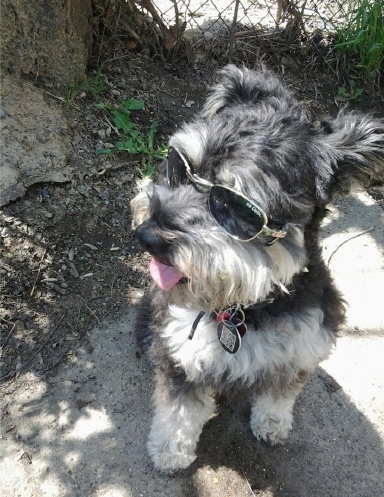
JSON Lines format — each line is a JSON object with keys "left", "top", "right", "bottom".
{"left": 130, "top": 65, "right": 384, "bottom": 472}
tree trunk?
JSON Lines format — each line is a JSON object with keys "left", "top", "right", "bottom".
{"left": 1, "top": 0, "right": 93, "bottom": 83}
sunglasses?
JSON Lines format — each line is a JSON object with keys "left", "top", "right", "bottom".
{"left": 166, "top": 147, "right": 287, "bottom": 242}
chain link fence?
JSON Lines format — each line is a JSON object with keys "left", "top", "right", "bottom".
{"left": 94, "top": 0, "right": 362, "bottom": 68}
{"left": 147, "top": 0, "right": 347, "bottom": 34}
{"left": 131, "top": 0, "right": 349, "bottom": 59}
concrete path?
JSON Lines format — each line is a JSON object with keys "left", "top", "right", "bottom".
{"left": 2, "top": 191, "right": 384, "bottom": 497}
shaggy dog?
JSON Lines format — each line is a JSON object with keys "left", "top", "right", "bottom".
{"left": 131, "top": 65, "right": 384, "bottom": 472}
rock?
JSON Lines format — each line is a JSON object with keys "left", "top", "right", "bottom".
{"left": 0, "top": 77, "right": 70, "bottom": 207}
{"left": 69, "top": 262, "right": 79, "bottom": 279}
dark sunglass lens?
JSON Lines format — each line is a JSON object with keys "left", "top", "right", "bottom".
{"left": 209, "top": 186, "right": 264, "bottom": 240}
{"left": 166, "top": 147, "right": 188, "bottom": 187}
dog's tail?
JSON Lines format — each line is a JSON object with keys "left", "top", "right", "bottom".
{"left": 202, "top": 64, "right": 301, "bottom": 118}
{"left": 317, "top": 112, "right": 384, "bottom": 197}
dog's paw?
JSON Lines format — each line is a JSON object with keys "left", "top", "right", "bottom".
{"left": 148, "top": 440, "right": 196, "bottom": 473}
{"left": 151, "top": 450, "right": 197, "bottom": 474}
{"left": 250, "top": 394, "right": 294, "bottom": 445}
{"left": 250, "top": 409, "right": 293, "bottom": 445}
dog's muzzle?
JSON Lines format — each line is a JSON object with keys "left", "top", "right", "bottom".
{"left": 134, "top": 220, "right": 183, "bottom": 290}
{"left": 135, "top": 220, "right": 169, "bottom": 261}
{"left": 131, "top": 184, "right": 184, "bottom": 287}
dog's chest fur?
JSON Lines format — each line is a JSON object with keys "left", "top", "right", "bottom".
{"left": 161, "top": 305, "right": 334, "bottom": 388}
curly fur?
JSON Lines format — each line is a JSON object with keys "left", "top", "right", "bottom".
{"left": 130, "top": 65, "right": 384, "bottom": 472}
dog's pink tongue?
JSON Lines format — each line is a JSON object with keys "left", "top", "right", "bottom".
{"left": 149, "top": 258, "right": 182, "bottom": 290}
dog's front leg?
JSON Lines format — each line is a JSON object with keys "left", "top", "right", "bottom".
{"left": 147, "top": 372, "right": 216, "bottom": 473}
{"left": 250, "top": 372, "right": 308, "bottom": 445}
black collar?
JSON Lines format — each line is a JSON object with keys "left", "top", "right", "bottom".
{"left": 188, "top": 294, "right": 278, "bottom": 341}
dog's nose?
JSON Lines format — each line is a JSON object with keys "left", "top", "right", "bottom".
{"left": 135, "top": 220, "right": 168, "bottom": 256}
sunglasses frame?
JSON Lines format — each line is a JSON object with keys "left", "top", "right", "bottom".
{"left": 166, "top": 147, "right": 287, "bottom": 242}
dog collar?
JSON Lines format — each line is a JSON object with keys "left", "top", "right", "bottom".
{"left": 187, "top": 298, "right": 276, "bottom": 354}
{"left": 186, "top": 274, "right": 300, "bottom": 350}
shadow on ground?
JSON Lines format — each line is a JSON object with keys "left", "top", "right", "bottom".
{"left": 2, "top": 308, "right": 384, "bottom": 497}
{"left": 2, "top": 193, "right": 384, "bottom": 497}
{"left": 321, "top": 191, "right": 384, "bottom": 336}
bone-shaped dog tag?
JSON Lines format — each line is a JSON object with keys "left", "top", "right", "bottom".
{"left": 217, "top": 319, "right": 242, "bottom": 354}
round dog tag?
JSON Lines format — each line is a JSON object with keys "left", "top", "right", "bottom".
{"left": 217, "top": 319, "right": 241, "bottom": 354}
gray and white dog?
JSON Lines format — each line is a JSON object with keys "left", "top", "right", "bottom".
{"left": 131, "top": 65, "right": 384, "bottom": 472}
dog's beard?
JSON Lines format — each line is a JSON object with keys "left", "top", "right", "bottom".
{"left": 169, "top": 237, "right": 276, "bottom": 311}
{"left": 168, "top": 226, "right": 306, "bottom": 311}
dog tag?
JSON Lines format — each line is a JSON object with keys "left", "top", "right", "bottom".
{"left": 216, "top": 310, "right": 247, "bottom": 337}
{"left": 217, "top": 319, "right": 242, "bottom": 354}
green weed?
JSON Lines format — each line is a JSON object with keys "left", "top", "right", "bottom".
{"left": 337, "top": 79, "right": 364, "bottom": 100}
{"left": 81, "top": 70, "right": 106, "bottom": 100}
{"left": 333, "top": 0, "right": 384, "bottom": 87}
{"left": 96, "top": 99, "right": 167, "bottom": 177}
{"left": 140, "top": 161, "right": 156, "bottom": 179}
{"left": 64, "top": 83, "right": 81, "bottom": 107}
{"left": 64, "top": 70, "right": 106, "bottom": 106}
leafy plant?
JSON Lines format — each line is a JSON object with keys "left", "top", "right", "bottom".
{"left": 337, "top": 80, "right": 364, "bottom": 100}
{"left": 80, "top": 70, "right": 106, "bottom": 100}
{"left": 96, "top": 99, "right": 167, "bottom": 176}
{"left": 332, "top": 0, "right": 384, "bottom": 86}
{"left": 65, "top": 70, "right": 106, "bottom": 106}
{"left": 140, "top": 161, "right": 156, "bottom": 179}
{"left": 64, "top": 83, "right": 81, "bottom": 107}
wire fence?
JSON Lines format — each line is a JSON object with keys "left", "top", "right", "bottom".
{"left": 148, "top": 0, "right": 348, "bottom": 34}
{"left": 94, "top": 0, "right": 356, "bottom": 67}
{"left": 134, "top": 0, "right": 349, "bottom": 57}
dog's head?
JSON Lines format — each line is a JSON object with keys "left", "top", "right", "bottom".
{"left": 131, "top": 65, "right": 384, "bottom": 311}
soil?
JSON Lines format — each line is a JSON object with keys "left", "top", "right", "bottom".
{"left": 1, "top": 43, "right": 383, "bottom": 388}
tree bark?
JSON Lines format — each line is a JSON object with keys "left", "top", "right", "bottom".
{"left": 1, "top": 0, "right": 93, "bottom": 83}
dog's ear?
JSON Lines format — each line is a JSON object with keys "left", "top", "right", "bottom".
{"left": 131, "top": 188, "right": 151, "bottom": 229}
{"left": 201, "top": 64, "right": 299, "bottom": 119}
{"left": 166, "top": 146, "right": 194, "bottom": 186}
{"left": 317, "top": 112, "right": 384, "bottom": 196}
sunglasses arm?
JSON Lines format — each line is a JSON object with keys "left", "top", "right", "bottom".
{"left": 262, "top": 224, "right": 288, "bottom": 239}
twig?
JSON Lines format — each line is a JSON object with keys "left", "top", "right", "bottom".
{"left": 0, "top": 315, "right": 65, "bottom": 382}
{"left": 141, "top": 0, "right": 167, "bottom": 33}
{"left": 232, "top": 443, "right": 257, "bottom": 497}
{"left": 82, "top": 301, "right": 101, "bottom": 325}
{"left": 110, "top": 277, "right": 116, "bottom": 299}
{"left": 97, "top": 22, "right": 106, "bottom": 68}
{"left": 229, "top": 0, "right": 241, "bottom": 61}
{"left": 57, "top": 377, "right": 88, "bottom": 383}
{"left": 0, "top": 323, "right": 16, "bottom": 351}
{"left": 101, "top": 54, "right": 133, "bottom": 67}
{"left": 104, "top": 116, "right": 120, "bottom": 135}
{"left": 24, "top": 81, "right": 80, "bottom": 110}
{"left": 30, "top": 248, "right": 47, "bottom": 297}
{"left": 159, "top": 88, "right": 176, "bottom": 98}
{"left": 0, "top": 317, "right": 14, "bottom": 325}
{"left": 327, "top": 226, "right": 375, "bottom": 266}
{"left": 39, "top": 88, "right": 66, "bottom": 104}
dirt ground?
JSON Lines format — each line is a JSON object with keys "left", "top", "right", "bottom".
{"left": 1, "top": 41, "right": 384, "bottom": 496}
{"left": 1, "top": 52, "right": 209, "bottom": 383}
{"left": 1, "top": 47, "right": 383, "bottom": 385}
